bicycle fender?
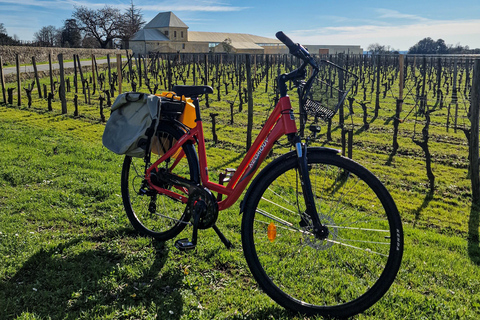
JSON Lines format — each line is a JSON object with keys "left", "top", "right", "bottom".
{"left": 239, "top": 147, "right": 339, "bottom": 214}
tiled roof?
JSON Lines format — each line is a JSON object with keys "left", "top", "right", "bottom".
{"left": 144, "top": 11, "right": 189, "bottom": 29}
{"left": 130, "top": 29, "right": 169, "bottom": 41}
{"left": 188, "top": 31, "right": 281, "bottom": 44}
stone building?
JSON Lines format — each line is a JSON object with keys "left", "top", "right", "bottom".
{"left": 129, "top": 11, "right": 363, "bottom": 56}
{"left": 129, "top": 12, "right": 284, "bottom": 55}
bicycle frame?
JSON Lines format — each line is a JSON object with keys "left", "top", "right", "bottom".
{"left": 145, "top": 95, "right": 298, "bottom": 211}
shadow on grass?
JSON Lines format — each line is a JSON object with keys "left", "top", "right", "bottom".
{"left": 210, "top": 151, "right": 246, "bottom": 172}
{"left": 468, "top": 203, "right": 480, "bottom": 265}
{"left": 0, "top": 229, "right": 183, "bottom": 319}
{"left": 413, "top": 192, "right": 434, "bottom": 228}
{"left": 385, "top": 148, "right": 397, "bottom": 166}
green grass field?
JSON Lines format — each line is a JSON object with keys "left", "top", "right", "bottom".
{"left": 1, "top": 57, "right": 480, "bottom": 319}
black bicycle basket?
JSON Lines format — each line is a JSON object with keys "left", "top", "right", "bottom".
{"left": 302, "top": 59, "right": 358, "bottom": 122}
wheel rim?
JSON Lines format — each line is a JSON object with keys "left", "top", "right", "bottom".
{"left": 247, "top": 155, "right": 401, "bottom": 311}
{"left": 122, "top": 126, "right": 198, "bottom": 239}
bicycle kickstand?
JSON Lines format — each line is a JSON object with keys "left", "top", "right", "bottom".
{"left": 212, "top": 224, "right": 234, "bottom": 249}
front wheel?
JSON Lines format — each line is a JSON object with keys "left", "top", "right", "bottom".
{"left": 241, "top": 149, "right": 403, "bottom": 318}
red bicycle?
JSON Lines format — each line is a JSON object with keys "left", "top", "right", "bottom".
{"left": 120, "top": 32, "right": 403, "bottom": 317}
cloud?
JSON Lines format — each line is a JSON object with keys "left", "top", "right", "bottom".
{"left": 138, "top": 4, "right": 249, "bottom": 12}
{"left": 137, "top": 0, "right": 249, "bottom": 12}
{"left": 0, "top": 0, "right": 249, "bottom": 12}
{"left": 290, "top": 18, "right": 480, "bottom": 50}
{"left": 375, "top": 8, "right": 429, "bottom": 22}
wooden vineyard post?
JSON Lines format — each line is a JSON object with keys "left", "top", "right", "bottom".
{"left": 143, "top": 54, "right": 148, "bottom": 89}
{"left": 91, "top": 54, "right": 96, "bottom": 93}
{"left": 49, "top": 52, "right": 54, "bottom": 95}
{"left": 453, "top": 57, "right": 459, "bottom": 133}
{"left": 74, "top": 94, "right": 78, "bottom": 117}
{"left": 58, "top": 54, "right": 67, "bottom": 114}
{"left": 0, "top": 56, "right": 6, "bottom": 104}
{"left": 392, "top": 54, "right": 404, "bottom": 156}
{"left": 74, "top": 54, "right": 78, "bottom": 94}
{"left": 420, "top": 55, "right": 427, "bottom": 114}
{"left": 204, "top": 54, "right": 209, "bottom": 107}
{"left": 341, "top": 127, "right": 353, "bottom": 159}
{"left": 167, "top": 56, "right": 172, "bottom": 90}
{"left": 470, "top": 59, "right": 480, "bottom": 204}
{"left": 246, "top": 54, "right": 254, "bottom": 151}
{"left": 193, "top": 54, "right": 196, "bottom": 85}
{"left": 16, "top": 54, "right": 21, "bottom": 106}
{"left": 265, "top": 55, "right": 269, "bottom": 93}
{"left": 107, "top": 54, "right": 112, "bottom": 89}
{"left": 374, "top": 54, "right": 380, "bottom": 117}
{"left": 32, "top": 56, "right": 42, "bottom": 98}
{"left": 117, "top": 54, "right": 122, "bottom": 95}
{"left": 338, "top": 55, "right": 345, "bottom": 129}
{"left": 398, "top": 54, "right": 404, "bottom": 111}
{"left": 76, "top": 55, "right": 87, "bottom": 104}
{"left": 347, "top": 129, "right": 353, "bottom": 159}
{"left": 138, "top": 55, "right": 142, "bottom": 88}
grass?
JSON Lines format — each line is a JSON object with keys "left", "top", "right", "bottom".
{"left": 1, "top": 57, "right": 480, "bottom": 319}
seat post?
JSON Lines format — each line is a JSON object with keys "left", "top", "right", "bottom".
{"left": 192, "top": 97, "right": 202, "bottom": 122}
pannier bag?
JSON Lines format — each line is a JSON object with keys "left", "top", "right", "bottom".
{"left": 102, "top": 92, "right": 161, "bottom": 158}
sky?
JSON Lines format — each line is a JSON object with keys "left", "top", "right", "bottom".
{"left": 1, "top": 0, "right": 480, "bottom": 51}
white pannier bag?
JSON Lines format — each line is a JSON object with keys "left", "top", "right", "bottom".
{"left": 102, "top": 92, "right": 161, "bottom": 158}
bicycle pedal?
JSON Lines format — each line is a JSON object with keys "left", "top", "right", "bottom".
{"left": 174, "top": 238, "right": 196, "bottom": 251}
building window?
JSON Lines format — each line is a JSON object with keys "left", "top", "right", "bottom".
{"left": 181, "top": 31, "right": 184, "bottom": 38}
{"left": 174, "top": 31, "right": 177, "bottom": 38}
{"left": 182, "top": 43, "right": 185, "bottom": 49}
{"left": 164, "top": 31, "right": 168, "bottom": 36}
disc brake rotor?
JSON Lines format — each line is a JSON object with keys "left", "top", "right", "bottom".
{"left": 303, "top": 215, "right": 338, "bottom": 250}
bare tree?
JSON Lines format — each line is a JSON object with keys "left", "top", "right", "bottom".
{"left": 73, "top": 5, "right": 121, "bottom": 48}
{"left": 0, "top": 23, "right": 7, "bottom": 35}
{"left": 33, "top": 25, "right": 60, "bottom": 47}
{"left": 367, "top": 43, "right": 386, "bottom": 54}
{"left": 119, "top": 0, "right": 145, "bottom": 49}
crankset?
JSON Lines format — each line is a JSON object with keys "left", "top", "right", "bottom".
{"left": 185, "top": 186, "right": 218, "bottom": 230}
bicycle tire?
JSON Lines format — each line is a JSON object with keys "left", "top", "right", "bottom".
{"left": 121, "top": 121, "right": 199, "bottom": 241}
{"left": 241, "top": 148, "right": 403, "bottom": 318}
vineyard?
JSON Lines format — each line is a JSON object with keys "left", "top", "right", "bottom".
{"left": 1, "top": 51, "right": 480, "bottom": 318}
{"left": 2, "top": 52, "right": 480, "bottom": 204}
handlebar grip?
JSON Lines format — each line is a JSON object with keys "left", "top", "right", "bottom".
{"left": 275, "top": 31, "right": 296, "bottom": 50}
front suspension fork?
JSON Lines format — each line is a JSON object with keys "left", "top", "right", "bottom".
{"left": 293, "top": 137, "right": 329, "bottom": 239}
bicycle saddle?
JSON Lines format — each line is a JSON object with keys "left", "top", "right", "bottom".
{"left": 173, "top": 85, "right": 213, "bottom": 97}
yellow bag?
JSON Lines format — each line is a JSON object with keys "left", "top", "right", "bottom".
{"left": 156, "top": 92, "right": 197, "bottom": 128}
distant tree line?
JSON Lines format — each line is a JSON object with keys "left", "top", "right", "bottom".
{"left": 408, "top": 37, "right": 480, "bottom": 54}
{"left": 367, "top": 37, "right": 480, "bottom": 55}
{"left": 1, "top": 1, "right": 145, "bottom": 49}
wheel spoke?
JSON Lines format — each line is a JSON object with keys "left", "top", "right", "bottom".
{"left": 121, "top": 123, "right": 198, "bottom": 241}
{"left": 242, "top": 151, "right": 403, "bottom": 317}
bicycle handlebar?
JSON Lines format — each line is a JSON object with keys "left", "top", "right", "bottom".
{"left": 275, "top": 31, "right": 296, "bottom": 51}
{"left": 276, "top": 31, "right": 318, "bottom": 70}
{"left": 276, "top": 31, "right": 320, "bottom": 97}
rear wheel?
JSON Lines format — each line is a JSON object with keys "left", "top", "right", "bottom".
{"left": 241, "top": 149, "right": 403, "bottom": 318}
{"left": 121, "top": 122, "right": 199, "bottom": 240}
